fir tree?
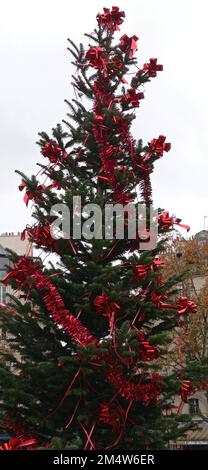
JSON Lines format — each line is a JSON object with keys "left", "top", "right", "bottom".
{"left": 0, "top": 6, "right": 207, "bottom": 450}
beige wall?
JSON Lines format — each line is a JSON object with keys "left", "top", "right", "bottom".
{"left": 193, "top": 275, "right": 208, "bottom": 293}
{"left": 174, "top": 390, "right": 208, "bottom": 417}
{"left": 0, "top": 233, "right": 33, "bottom": 305}
{"left": 0, "top": 232, "right": 33, "bottom": 257}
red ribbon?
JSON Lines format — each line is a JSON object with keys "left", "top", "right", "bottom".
{"left": 158, "top": 211, "right": 190, "bottom": 232}
{"left": 119, "top": 34, "right": 138, "bottom": 58}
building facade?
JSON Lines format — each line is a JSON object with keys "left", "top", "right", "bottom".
{"left": 0, "top": 232, "right": 33, "bottom": 305}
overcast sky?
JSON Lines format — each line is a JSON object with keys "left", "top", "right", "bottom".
{"left": 1, "top": 0, "right": 208, "bottom": 237}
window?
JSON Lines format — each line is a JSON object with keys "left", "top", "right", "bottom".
{"left": 188, "top": 398, "right": 200, "bottom": 415}
{"left": 0, "top": 284, "right": 7, "bottom": 304}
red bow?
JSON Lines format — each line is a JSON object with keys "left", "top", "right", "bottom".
{"left": 119, "top": 34, "right": 138, "bottom": 58}
{"left": 176, "top": 297, "right": 197, "bottom": 315}
{"left": 19, "top": 181, "right": 46, "bottom": 206}
{"left": 26, "top": 224, "right": 60, "bottom": 252}
{"left": 150, "top": 291, "right": 171, "bottom": 309}
{"left": 98, "top": 402, "right": 125, "bottom": 434}
{"left": 138, "top": 332, "right": 158, "bottom": 361}
{"left": 124, "top": 88, "right": 144, "bottom": 108}
{"left": 158, "top": 211, "right": 190, "bottom": 232}
{"left": 42, "top": 142, "right": 67, "bottom": 163}
{"left": 97, "top": 7, "right": 125, "bottom": 31}
{"left": 134, "top": 258, "right": 164, "bottom": 281}
{"left": 143, "top": 58, "right": 163, "bottom": 77}
{"left": 145, "top": 135, "right": 171, "bottom": 159}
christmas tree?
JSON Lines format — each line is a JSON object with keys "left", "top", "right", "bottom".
{"left": 0, "top": 6, "right": 207, "bottom": 450}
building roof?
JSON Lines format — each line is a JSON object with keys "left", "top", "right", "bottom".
{"left": 195, "top": 230, "right": 208, "bottom": 243}
{"left": 186, "top": 424, "right": 208, "bottom": 442}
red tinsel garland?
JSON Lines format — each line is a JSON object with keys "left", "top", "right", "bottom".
{"left": 0, "top": 414, "right": 38, "bottom": 451}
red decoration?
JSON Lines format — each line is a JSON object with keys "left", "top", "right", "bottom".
{"left": 158, "top": 211, "right": 190, "bottom": 232}
{"left": 150, "top": 291, "right": 171, "bottom": 309}
{"left": 104, "top": 145, "right": 123, "bottom": 163}
{"left": 26, "top": 225, "right": 60, "bottom": 252}
{"left": 94, "top": 294, "right": 120, "bottom": 336}
{"left": 138, "top": 332, "right": 159, "bottom": 361}
{"left": 2, "top": 5, "right": 201, "bottom": 451}
{"left": 134, "top": 264, "right": 150, "bottom": 281}
{"left": 19, "top": 181, "right": 46, "bottom": 206}
{"left": 107, "top": 56, "right": 124, "bottom": 80}
{"left": 97, "top": 6, "right": 125, "bottom": 31}
{"left": 113, "top": 116, "right": 129, "bottom": 142}
{"left": 124, "top": 88, "right": 144, "bottom": 108}
{"left": 134, "top": 258, "right": 164, "bottom": 281}
{"left": 3, "top": 257, "right": 162, "bottom": 405}
{"left": 106, "top": 367, "right": 161, "bottom": 403}
{"left": 3, "top": 257, "right": 98, "bottom": 349}
{"left": 86, "top": 47, "right": 106, "bottom": 69}
{"left": 176, "top": 297, "right": 197, "bottom": 315}
{"left": 2, "top": 257, "right": 40, "bottom": 286}
{"left": 119, "top": 34, "right": 138, "bottom": 58}
{"left": 94, "top": 295, "right": 120, "bottom": 317}
{"left": 0, "top": 436, "right": 37, "bottom": 451}
{"left": 143, "top": 58, "right": 163, "bottom": 77}
{"left": 114, "top": 191, "right": 132, "bottom": 205}
{"left": 42, "top": 142, "right": 67, "bottom": 163}
{"left": 145, "top": 135, "right": 171, "bottom": 160}
{"left": 92, "top": 80, "right": 114, "bottom": 108}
